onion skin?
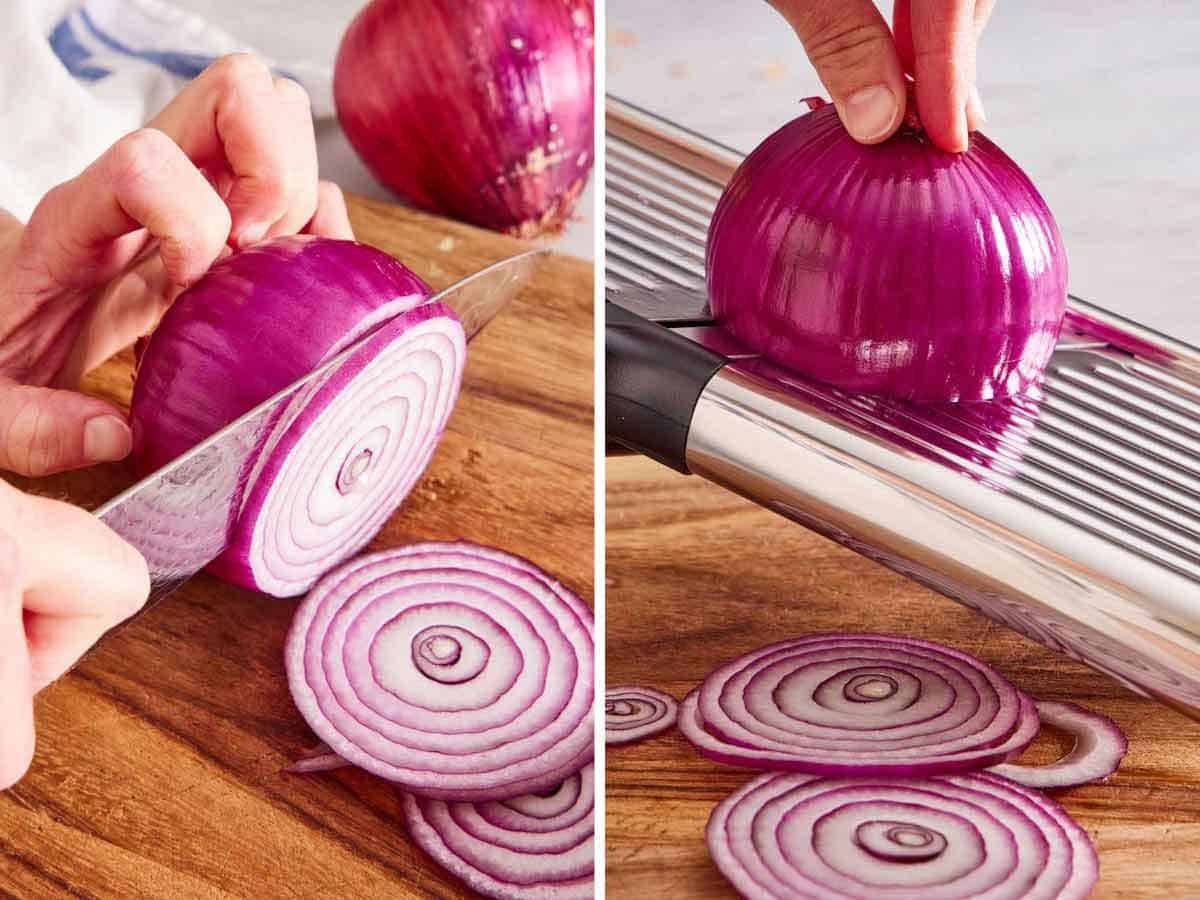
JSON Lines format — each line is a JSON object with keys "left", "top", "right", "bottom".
{"left": 401, "top": 763, "right": 594, "bottom": 900}
{"left": 678, "top": 634, "right": 1040, "bottom": 777}
{"left": 707, "top": 104, "right": 1068, "bottom": 403}
{"left": 707, "top": 770, "right": 1097, "bottom": 899}
{"left": 131, "top": 236, "right": 466, "bottom": 597}
{"left": 334, "top": 0, "right": 595, "bottom": 238}
{"left": 285, "top": 542, "right": 593, "bottom": 801}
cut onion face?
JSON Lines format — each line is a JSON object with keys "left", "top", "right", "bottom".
{"left": 285, "top": 542, "right": 593, "bottom": 801}
{"left": 678, "top": 634, "right": 1039, "bottom": 776}
{"left": 707, "top": 770, "right": 1097, "bottom": 900}
{"left": 605, "top": 686, "right": 679, "bottom": 745}
{"left": 988, "top": 700, "right": 1127, "bottom": 789}
{"left": 401, "top": 762, "right": 594, "bottom": 900}
{"left": 131, "top": 236, "right": 465, "bottom": 598}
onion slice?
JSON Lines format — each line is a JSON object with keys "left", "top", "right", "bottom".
{"left": 988, "top": 700, "right": 1127, "bottom": 789}
{"left": 605, "top": 686, "right": 679, "bottom": 745}
{"left": 679, "top": 634, "right": 1039, "bottom": 776}
{"left": 285, "top": 542, "right": 593, "bottom": 800}
{"left": 706, "top": 770, "right": 1097, "bottom": 899}
{"left": 401, "top": 763, "right": 594, "bottom": 900}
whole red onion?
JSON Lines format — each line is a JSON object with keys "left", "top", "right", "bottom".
{"left": 334, "top": 0, "right": 595, "bottom": 238}
{"left": 707, "top": 102, "right": 1068, "bottom": 403}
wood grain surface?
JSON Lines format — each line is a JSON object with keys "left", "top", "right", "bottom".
{"left": 605, "top": 454, "right": 1200, "bottom": 899}
{"left": 0, "top": 194, "right": 593, "bottom": 900}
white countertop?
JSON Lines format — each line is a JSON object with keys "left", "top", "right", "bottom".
{"left": 608, "top": 0, "right": 1200, "bottom": 343}
{"left": 173, "top": 0, "right": 594, "bottom": 260}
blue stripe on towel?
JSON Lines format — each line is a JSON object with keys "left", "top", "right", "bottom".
{"left": 49, "top": 18, "right": 112, "bottom": 81}
{"left": 78, "top": 6, "right": 217, "bottom": 79}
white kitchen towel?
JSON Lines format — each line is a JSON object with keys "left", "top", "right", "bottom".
{"left": 0, "top": 0, "right": 333, "bottom": 222}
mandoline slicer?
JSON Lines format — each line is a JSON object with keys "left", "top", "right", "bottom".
{"left": 604, "top": 95, "right": 1200, "bottom": 719}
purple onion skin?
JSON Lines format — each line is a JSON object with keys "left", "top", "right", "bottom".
{"left": 707, "top": 104, "right": 1068, "bottom": 403}
{"left": 335, "top": 0, "right": 595, "bottom": 239}
{"left": 131, "top": 235, "right": 431, "bottom": 475}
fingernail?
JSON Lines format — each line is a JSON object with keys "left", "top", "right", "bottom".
{"left": 967, "top": 84, "right": 987, "bottom": 128}
{"left": 237, "top": 221, "right": 269, "bottom": 248}
{"left": 842, "top": 85, "right": 900, "bottom": 143}
{"left": 83, "top": 416, "right": 132, "bottom": 463}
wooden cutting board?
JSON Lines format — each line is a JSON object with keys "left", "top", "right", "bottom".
{"left": 606, "top": 454, "right": 1200, "bottom": 899}
{"left": 0, "top": 195, "right": 593, "bottom": 899}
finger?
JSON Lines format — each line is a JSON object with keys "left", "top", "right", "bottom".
{"left": 24, "top": 128, "right": 231, "bottom": 289}
{"left": 60, "top": 251, "right": 181, "bottom": 381}
{"left": 0, "top": 382, "right": 131, "bottom": 476}
{"left": 0, "top": 532, "right": 35, "bottom": 790}
{"left": 5, "top": 489, "right": 148, "bottom": 688}
{"left": 265, "top": 76, "right": 320, "bottom": 238}
{"left": 306, "top": 181, "right": 355, "bottom": 240}
{"left": 772, "top": 0, "right": 907, "bottom": 145}
{"left": 150, "top": 54, "right": 299, "bottom": 248}
{"left": 907, "top": 0, "right": 977, "bottom": 152}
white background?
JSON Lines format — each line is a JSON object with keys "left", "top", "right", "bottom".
{"left": 608, "top": 0, "right": 1200, "bottom": 342}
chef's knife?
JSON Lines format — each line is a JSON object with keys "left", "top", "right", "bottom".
{"left": 96, "top": 248, "right": 545, "bottom": 606}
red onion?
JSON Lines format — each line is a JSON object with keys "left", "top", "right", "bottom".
{"left": 401, "top": 762, "right": 594, "bottom": 900}
{"left": 605, "top": 685, "right": 678, "bottom": 745}
{"left": 285, "top": 741, "right": 344, "bottom": 774}
{"left": 707, "top": 770, "right": 1097, "bottom": 899}
{"left": 988, "top": 700, "right": 1127, "bottom": 789}
{"left": 706, "top": 100, "right": 1068, "bottom": 403}
{"left": 677, "top": 634, "right": 1039, "bottom": 776}
{"left": 130, "top": 236, "right": 466, "bottom": 598}
{"left": 284, "top": 542, "right": 593, "bottom": 801}
{"left": 334, "top": 0, "right": 595, "bottom": 238}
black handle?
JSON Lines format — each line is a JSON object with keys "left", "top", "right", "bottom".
{"left": 605, "top": 301, "right": 727, "bottom": 473}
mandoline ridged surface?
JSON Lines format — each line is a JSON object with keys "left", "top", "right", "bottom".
{"left": 605, "top": 101, "right": 1200, "bottom": 585}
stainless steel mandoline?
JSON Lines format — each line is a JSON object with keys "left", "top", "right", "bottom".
{"left": 604, "top": 95, "right": 1200, "bottom": 719}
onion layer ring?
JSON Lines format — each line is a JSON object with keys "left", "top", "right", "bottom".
{"left": 285, "top": 542, "right": 593, "bottom": 800}
{"left": 707, "top": 770, "right": 1097, "bottom": 899}
{"left": 401, "top": 763, "right": 594, "bottom": 900}
{"left": 988, "top": 700, "right": 1127, "bottom": 789}
{"left": 605, "top": 686, "right": 679, "bottom": 745}
{"left": 679, "top": 634, "right": 1039, "bottom": 776}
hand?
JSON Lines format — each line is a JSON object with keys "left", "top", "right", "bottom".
{"left": 0, "top": 53, "right": 355, "bottom": 479}
{"left": 768, "top": 0, "right": 995, "bottom": 152}
{"left": 0, "top": 480, "right": 150, "bottom": 789}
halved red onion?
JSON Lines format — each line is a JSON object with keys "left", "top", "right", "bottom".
{"left": 401, "top": 762, "right": 594, "bottom": 900}
{"left": 285, "top": 542, "right": 593, "bottom": 800}
{"left": 679, "top": 634, "right": 1039, "bottom": 776}
{"left": 131, "top": 236, "right": 466, "bottom": 597}
{"left": 707, "top": 770, "right": 1097, "bottom": 899}
{"left": 707, "top": 100, "right": 1067, "bottom": 403}
{"left": 988, "top": 700, "right": 1127, "bottom": 789}
{"left": 605, "top": 685, "right": 678, "bottom": 745}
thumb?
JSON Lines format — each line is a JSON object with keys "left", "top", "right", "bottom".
{"left": 773, "top": 0, "right": 907, "bottom": 144}
{"left": 0, "top": 382, "right": 132, "bottom": 477}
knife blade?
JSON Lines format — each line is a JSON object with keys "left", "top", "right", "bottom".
{"left": 96, "top": 248, "right": 545, "bottom": 605}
